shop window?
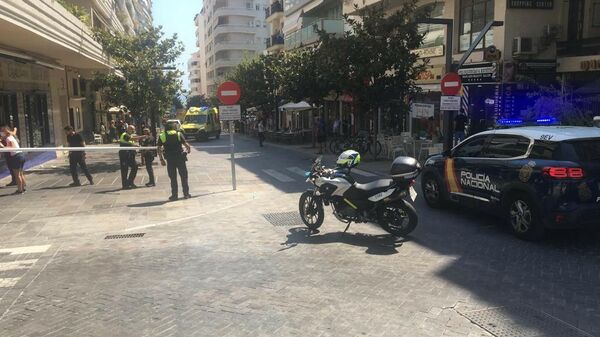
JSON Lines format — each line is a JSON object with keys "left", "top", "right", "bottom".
{"left": 24, "top": 94, "right": 50, "bottom": 147}
{"left": 72, "top": 78, "right": 79, "bottom": 96}
{"left": 459, "top": 0, "right": 494, "bottom": 51}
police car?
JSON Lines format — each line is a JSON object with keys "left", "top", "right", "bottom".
{"left": 420, "top": 126, "right": 600, "bottom": 240}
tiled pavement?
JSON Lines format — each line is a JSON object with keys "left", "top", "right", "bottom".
{"left": 0, "top": 136, "right": 598, "bottom": 337}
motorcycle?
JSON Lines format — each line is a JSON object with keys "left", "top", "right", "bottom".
{"left": 299, "top": 152, "right": 421, "bottom": 237}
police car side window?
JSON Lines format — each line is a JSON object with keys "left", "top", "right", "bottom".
{"left": 452, "top": 137, "right": 486, "bottom": 158}
{"left": 483, "top": 135, "right": 530, "bottom": 158}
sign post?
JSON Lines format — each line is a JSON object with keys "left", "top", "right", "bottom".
{"left": 217, "top": 81, "right": 242, "bottom": 191}
{"left": 440, "top": 73, "right": 462, "bottom": 150}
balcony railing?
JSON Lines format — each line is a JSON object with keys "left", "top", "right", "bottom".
{"left": 265, "top": 1, "right": 283, "bottom": 18}
{"left": 284, "top": 19, "right": 344, "bottom": 50}
{"left": 266, "top": 33, "right": 284, "bottom": 48}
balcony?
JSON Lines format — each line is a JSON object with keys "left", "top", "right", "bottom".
{"left": 285, "top": 19, "right": 344, "bottom": 50}
{"left": 266, "top": 1, "right": 284, "bottom": 22}
{"left": 211, "top": 57, "right": 243, "bottom": 70}
{"left": 266, "top": 33, "right": 284, "bottom": 50}
{"left": 214, "top": 41, "right": 257, "bottom": 53}
{"left": 213, "top": 24, "right": 254, "bottom": 36}
{"left": 212, "top": 6, "right": 255, "bottom": 19}
{"left": 0, "top": 0, "right": 108, "bottom": 69}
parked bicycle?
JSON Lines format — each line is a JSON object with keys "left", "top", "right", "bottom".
{"left": 329, "top": 133, "right": 383, "bottom": 160}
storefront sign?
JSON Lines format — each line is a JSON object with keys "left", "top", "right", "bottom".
{"left": 580, "top": 59, "right": 600, "bottom": 71}
{"left": 440, "top": 96, "right": 461, "bottom": 111}
{"left": 0, "top": 60, "right": 49, "bottom": 84}
{"left": 557, "top": 55, "right": 600, "bottom": 73}
{"left": 458, "top": 62, "right": 498, "bottom": 84}
{"left": 416, "top": 65, "right": 443, "bottom": 84}
{"left": 410, "top": 103, "right": 435, "bottom": 118}
{"left": 414, "top": 45, "right": 444, "bottom": 58}
{"left": 508, "top": 0, "right": 553, "bottom": 9}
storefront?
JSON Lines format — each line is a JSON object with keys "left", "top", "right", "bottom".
{"left": 558, "top": 55, "right": 600, "bottom": 115}
{"left": 0, "top": 58, "right": 54, "bottom": 147}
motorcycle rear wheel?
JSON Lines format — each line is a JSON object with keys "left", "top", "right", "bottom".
{"left": 299, "top": 191, "right": 324, "bottom": 230}
{"left": 378, "top": 201, "right": 418, "bottom": 237}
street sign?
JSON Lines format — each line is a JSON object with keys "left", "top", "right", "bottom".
{"left": 410, "top": 103, "right": 435, "bottom": 118}
{"left": 216, "top": 81, "right": 241, "bottom": 105}
{"left": 440, "top": 72, "right": 462, "bottom": 96}
{"left": 219, "top": 105, "right": 241, "bottom": 121}
{"left": 440, "top": 96, "right": 461, "bottom": 111}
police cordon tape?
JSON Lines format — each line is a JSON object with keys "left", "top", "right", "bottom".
{"left": 0, "top": 145, "right": 232, "bottom": 152}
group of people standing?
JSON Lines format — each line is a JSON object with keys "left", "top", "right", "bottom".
{"left": 66, "top": 120, "right": 191, "bottom": 201}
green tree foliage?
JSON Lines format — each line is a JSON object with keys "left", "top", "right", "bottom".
{"left": 225, "top": 55, "right": 278, "bottom": 112}
{"left": 186, "top": 94, "right": 210, "bottom": 108}
{"left": 93, "top": 26, "right": 184, "bottom": 131}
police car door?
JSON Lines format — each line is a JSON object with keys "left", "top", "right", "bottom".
{"left": 447, "top": 135, "right": 490, "bottom": 206}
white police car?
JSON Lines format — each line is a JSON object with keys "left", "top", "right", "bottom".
{"left": 421, "top": 125, "right": 600, "bottom": 240}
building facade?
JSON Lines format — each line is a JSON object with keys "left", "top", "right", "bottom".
{"left": 188, "top": 0, "right": 269, "bottom": 96}
{"left": 0, "top": 0, "right": 152, "bottom": 153}
{"left": 341, "top": 0, "right": 577, "bottom": 137}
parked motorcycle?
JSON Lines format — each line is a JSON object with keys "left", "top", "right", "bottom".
{"left": 299, "top": 150, "right": 421, "bottom": 237}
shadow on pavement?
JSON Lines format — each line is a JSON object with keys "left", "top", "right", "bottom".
{"left": 409, "top": 194, "right": 600, "bottom": 336}
{"left": 128, "top": 200, "right": 169, "bottom": 207}
{"left": 281, "top": 227, "right": 405, "bottom": 255}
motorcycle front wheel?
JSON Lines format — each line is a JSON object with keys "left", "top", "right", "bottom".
{"left": 299, "top": 190, "right": 324, "bottom": 230}
{"left": 378, "top": 201, "right": 418, "bottom": 237}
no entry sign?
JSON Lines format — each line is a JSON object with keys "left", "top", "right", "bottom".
{"left": 440, "top": 72, "right": 462, "bottom": 96}
{"left": 217, "top": 81, "right": 241, "bottom": 105}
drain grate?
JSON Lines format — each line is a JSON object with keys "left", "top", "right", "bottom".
{"left": 104, "top": 233, "right": 145, "bottom": 240}
{"left": 458, "top": 305, "right": 593, "bottom": 337}
{"left": 262, "top": 212, "right": 304, "bottom": 227}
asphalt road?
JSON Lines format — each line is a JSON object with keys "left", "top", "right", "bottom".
{"left": 0, "top": 134, "right": 597, "bottom": 337}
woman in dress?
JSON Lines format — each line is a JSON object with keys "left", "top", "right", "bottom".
{"left": 0, "top": 125, "right": 26, "bottom": 194}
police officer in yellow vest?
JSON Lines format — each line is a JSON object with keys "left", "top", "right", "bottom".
{"left": 158, "top": 122, "right": 191, "bottom": 201}
{"left": 119, "top": 125, "right": 146, "bottom": 189}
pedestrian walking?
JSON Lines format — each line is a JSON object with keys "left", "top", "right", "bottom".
{"left": 64, "top": 126, "right": 94, "bottom": 186}
{"left": 258, "top": 119, "right": 265, "bottom": 147}
{"left": 99, "top": 122, "right": 107, "bottom": 144}
{"left": 140, "top": 128, "right": 156, "bottom": 187}
{"left": 316, "top": 116, "right": 326, "bottom": 154}
{"left": 0, "top": 125, "right": 26, "bottom": 194}
{"left": 109, "top": 120, "right": 117, "bottom": 142}
{"left": 119, "top": 125, "right": 145, "bottom": 190}
{"left": 157, "top": 123, "right": 191, "bottom": 201}
{"left": 454, "top": 112, "right": 468, "bottom": 144}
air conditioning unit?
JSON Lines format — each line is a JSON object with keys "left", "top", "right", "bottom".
{"left": 513, "top": 37, "right": 536, "bottom": 55}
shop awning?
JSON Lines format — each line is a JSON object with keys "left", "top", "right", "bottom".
{"left": 279, "top": 101, "right": 312, "bottom": 111}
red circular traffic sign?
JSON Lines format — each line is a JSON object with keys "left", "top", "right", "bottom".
{"left": 216, "top": 81, "right": 241, "bottom": 105}
{"left": 440, "top": 72, "right": 462, "bottom": 96}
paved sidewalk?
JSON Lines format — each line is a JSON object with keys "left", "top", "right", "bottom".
{"left": 0, "top": 136, "right": 597, "bottom": 337}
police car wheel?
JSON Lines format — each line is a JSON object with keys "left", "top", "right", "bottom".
{"left": 422, "top": 175, "right": 444, "bottom": 208}
{"left": 506, "top": 194, "right": 544, "bottom": 241}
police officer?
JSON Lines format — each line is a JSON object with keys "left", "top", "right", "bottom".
{"left": 119, "top": 125, "right": 145, "bottom": 189}
{"left": 157, "top": 122, "right": 191, "bottom": 201}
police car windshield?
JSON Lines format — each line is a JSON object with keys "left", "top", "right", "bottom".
{"left": 184, "top": 115, "right": 207, "bottom": 124}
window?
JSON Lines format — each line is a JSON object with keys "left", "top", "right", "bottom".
{"left": 256, "top": 4, "right": 260, "bottom": 10}
{"left": 593, "top": 3, "right": 600, "bottom": 27}
{"left": 459, "top": 0, "right": 494, "bottom": 51}
{"left": 453, "top": 136, "right": 487, "bottom": 157}
{"left": 418, "top": 2, "right": 446, "bottom": 48}
{"left": 482, "top": 135, "right": 530, "bottom": 158}
{"left": 529, "top": 140, "right": 559, "bottom": 160}
{"left": 72, "top": 78, "right": 79, "bottom": 96}
{"left": 246, "top": 2, "right": 252, "bottom": 9}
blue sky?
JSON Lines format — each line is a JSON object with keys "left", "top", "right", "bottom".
{"left": 152, "top": 0, "right": 202, "bottom": 91}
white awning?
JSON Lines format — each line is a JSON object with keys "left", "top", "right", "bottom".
{"left": 279, "top": 101, "right": 312, "bottom": 111}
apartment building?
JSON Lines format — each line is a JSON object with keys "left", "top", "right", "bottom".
{"left": 188, "top": 51, "right": 203, "bottom": 96}
{"left": 282, "top": 0, "right": 344, "bottom": 50}
{"left": 340, "top": 0, "right": 575, "bottom": 136}
{"left": 0, "top": 0, "right": 152, "bottom": 152}
{"left": 189, "top": 0, "right": 269, "bottom": 96}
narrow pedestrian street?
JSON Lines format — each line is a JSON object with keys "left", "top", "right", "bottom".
{"left": 0, "top": 135, "right": 598, "bottom": 337}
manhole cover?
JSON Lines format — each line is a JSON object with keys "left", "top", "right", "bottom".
{"left": 458, "top": 305, "right": 593, "bottom": 337}
{"left": 104, "top": 233, "right": 145, "bottom": 240}
{"left": 262, "top": 212, "right": 304, "bottom": 227}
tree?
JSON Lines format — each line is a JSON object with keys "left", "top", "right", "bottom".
{"left": 186, "top": 94, "right": 210, "bottom": 109}
{"left": 93, "top": 26, "right": 184, "bottom": 134}
{"left": 226, "top": 55, "right": 278, "bottom": 112}
{"left": 319, "top": 0, "right": 427, "bottom": 114}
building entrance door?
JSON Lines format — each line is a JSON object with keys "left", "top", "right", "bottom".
{"left": 0, "top": 93, "right": 19, "bottom": 133}
{"left": 24, "top": 93, "right": 50, "bottom": 147}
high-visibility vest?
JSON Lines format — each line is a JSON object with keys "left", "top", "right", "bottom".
{"left": 119, "top": 132, "right": 135, "bottom": 145}
{"left": 159, "top": 130, "right": 182, "bottom": 143}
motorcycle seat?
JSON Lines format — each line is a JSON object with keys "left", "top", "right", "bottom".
{"left": 354, "top": 179, "right": 394, "bottom": 194}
